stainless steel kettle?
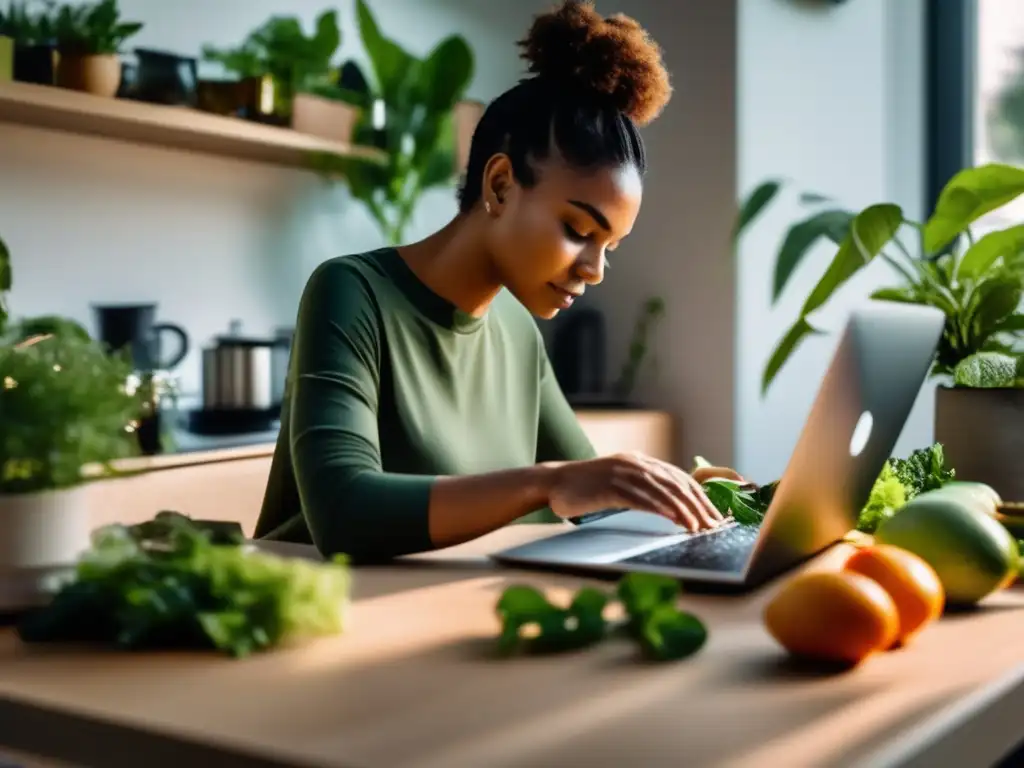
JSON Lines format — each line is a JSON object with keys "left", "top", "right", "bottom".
{"left": 201, "top": 320, "right": 275, "bottom": 410}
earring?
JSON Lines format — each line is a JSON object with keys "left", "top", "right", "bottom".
{"left": 485, "top": 201, "right": 492, "bottom": 214}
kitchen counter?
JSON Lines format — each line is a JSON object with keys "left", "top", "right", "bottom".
{"left": 166, "top": 426, "right": 281, "bottom": 455}
{"left": 113, "top": 408, "right": 675, "bottom": 473}
{"left": 1, "top": 526, "right": 1023, "bottom": 768}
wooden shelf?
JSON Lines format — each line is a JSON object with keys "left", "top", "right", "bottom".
{"left": 0, "top": 80, "right": 385, "bottom": 170}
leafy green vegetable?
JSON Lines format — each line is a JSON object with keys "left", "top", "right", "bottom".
{"left": 887, "top": 443, "right": 956, "bottom": 498}
{"left": 617, "top": 573, "right": 707, "bottom": 661}
{"left": 496, "top": 573, "right": 707, "bottom": 662}
{"left": 0, "top": 331, "right": 144, "bottom": 494}
{"left": 953, "top": 351, "right": 1021, "bottom": 388}
{"left": 856, "top": 463, "right": 907, "bottom": 533}
{"left": 693, "top": 456, "right": 777, "bottom": 526}
{"left": 702, "top": 480, "right": 766, "bottom": 526}
{"left": 855, "top": 443, "right": 956, "bottom": 533}
{"left": 17, "top": 512, "right": 350, "bottom": 658}
{"left": 635, "top": 604, "right": 708, "bottom": 662}
{"left": 495, "top": 585, "right": 608, "bottom": 655}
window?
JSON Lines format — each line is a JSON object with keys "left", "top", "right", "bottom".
{"left": 927, "top": 0, "right": 1024, "bottom": 232}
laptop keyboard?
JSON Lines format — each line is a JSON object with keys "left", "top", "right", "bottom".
{"left": 620, "top": 524, "right": 761, "bottom": 572}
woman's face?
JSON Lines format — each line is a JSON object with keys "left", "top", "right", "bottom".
{"left": 482, "top": 155, "right": 643, "bottom": 319}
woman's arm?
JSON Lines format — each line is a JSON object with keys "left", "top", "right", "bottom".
{"left": 289, "top": 264, "right": 565, "bottom": 561}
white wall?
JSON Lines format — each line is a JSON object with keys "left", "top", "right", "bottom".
{"left": 0, "top": 0, "right": 533, "bottom": 404}
{"left": 735, "top": 0, "right": 929, "bottom": 483}
{"left": 585, "top": 0, "right": 737, "bottom": 469}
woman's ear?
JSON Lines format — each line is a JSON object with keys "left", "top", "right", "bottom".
{"left": 482, "top": 153, "right": 514, "bottom": 214}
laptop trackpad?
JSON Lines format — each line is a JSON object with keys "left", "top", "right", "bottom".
{"left": 582, "top": 510, "right": 692, "bottom": 536}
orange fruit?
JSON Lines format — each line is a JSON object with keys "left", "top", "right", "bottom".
{"left": 764, "top": 571, "right": 899, "bottom": 665}
{"left": 843, "top": 545, "right": 944, "bottom": 647}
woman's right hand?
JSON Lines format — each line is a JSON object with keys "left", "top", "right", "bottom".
{"left": 546, "top": 452, "right": 727, "bottom": 531}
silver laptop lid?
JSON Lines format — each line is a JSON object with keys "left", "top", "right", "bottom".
{"left": 743, "top": 300, "right": 945, "bottom": 584}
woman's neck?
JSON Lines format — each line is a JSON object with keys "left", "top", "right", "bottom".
{"left": 396, "top": 213, "right": 503, "bottom": 318}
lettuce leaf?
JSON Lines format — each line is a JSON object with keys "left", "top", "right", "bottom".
{"left": 16, "top": 511, "right": 350, "bottom": 657}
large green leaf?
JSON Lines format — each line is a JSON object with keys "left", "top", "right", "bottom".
{"left": 992, "top": 313, "right": 1024, "bottom": 333}
{"left": 924, "top": 164, "right": 1024, "bottom": 253}
{"left": 799, "top": 203, "right": 903, "bottom": 316}
{"left": 355, "top": 0, "right": 419, "bottom": 107}
{"left": 734, "top": 179, "right": 782, "bottom": 243}
{"left": 311, "top": 9, "right": 341, "bottom": 62}
{"left": 772, "top": 209, "right": 853, "bottom": 303}
{"left": 967, "top": 274, "right": 1023, "bottom": 343}
{"left": 762, "top": 318, "right": 824, "bottom": 395}
{"left": 870, "top": 286, "right": 922, "bottom": 305}
{"left": 957, "top": 223, "right": 1024, "bottom": 280}
{"left": 416, "top": 35, "right": 474, "bottom": 112}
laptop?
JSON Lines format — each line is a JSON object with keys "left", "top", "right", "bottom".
{"left": 492, "top": 301, "right": 946, "bottom": 591}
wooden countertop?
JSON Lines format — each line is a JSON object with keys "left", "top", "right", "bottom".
{"left": 103, "top": 408, "right": 673, "bottom": 474}
{"left": 1, "top": 526, "right": 1023, "bottom": 768}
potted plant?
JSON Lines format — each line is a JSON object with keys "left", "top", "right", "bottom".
{"left": 735, "top": 163, "right": 1024, "bottom": 499}
{"left": 0, "top": 239, "right": 144, "bottom": 611}
{"left": 312, "top": 0, "right": 475, "bottom": 246}
{"left": 0, "top": 0, "right": 56, "bottom": 85}
{"left": 201, "top": 9, "right": 342, "bottom": 127}
{"left": 51, "top": 0, "right": 142, "bottom": 98}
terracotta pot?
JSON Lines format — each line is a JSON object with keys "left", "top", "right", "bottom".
{"left": 291, "top": 92, "right": 359, "bottom": 144}
{"left": 55, "top": 52, "right": 122, "bottom": 97}
{"left": 934, "top": 385, "right": 1024, "bottom": 502}
{"left": 0, "top": 486, "right": 92, "bottom": 612}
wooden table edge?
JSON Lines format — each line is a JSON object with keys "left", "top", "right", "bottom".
{"left": 850, "top": 661, "right": 1024, "bottom": 768}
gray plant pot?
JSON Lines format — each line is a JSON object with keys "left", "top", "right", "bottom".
{"left": 934, "top": 385, "right": 1024, "bottom": 502}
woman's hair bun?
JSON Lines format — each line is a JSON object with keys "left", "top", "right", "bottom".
{"left": 518, "top": 0, "right": 672, "bottom": 127}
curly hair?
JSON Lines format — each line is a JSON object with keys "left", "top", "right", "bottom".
{"left": 458, "top": 0, "right": 672, "bottom": 213}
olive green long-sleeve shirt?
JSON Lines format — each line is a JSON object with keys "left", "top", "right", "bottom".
{"left": 254, "top": 247, "right": 596, "bottom": 560}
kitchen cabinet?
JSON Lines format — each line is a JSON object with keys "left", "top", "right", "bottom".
{"left": 575, "top": 409, "right": 674, "bottom": 460}
{"left": 90, "top": 410, "right": 675, "bottom": 536}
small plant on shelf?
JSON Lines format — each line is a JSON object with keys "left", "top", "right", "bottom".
{"left": 201, "top": 9, "right": 341, "bottom": 122}
{"left": 50, "top": 0, "right": 143, "bottom": 97}
{"left": 313, "top": 0, "right": 475, "bottom": 246}
{"left": 0, "top": 1, "right": 54, "bottom": 44}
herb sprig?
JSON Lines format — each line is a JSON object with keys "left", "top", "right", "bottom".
{"left": 495, "top": 573, "right": 707, "bottom": 662}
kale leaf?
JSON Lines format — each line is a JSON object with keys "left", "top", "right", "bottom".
{"left": 887, "top": 443, "right": 955, "bottom": 498}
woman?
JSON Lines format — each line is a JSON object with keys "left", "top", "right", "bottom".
{"left": 255, "top": 0, "right": 743, "bottom": 561}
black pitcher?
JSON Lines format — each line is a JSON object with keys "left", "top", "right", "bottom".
{"left": 93, "top": 303, "right": 189, "bottom": 371}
